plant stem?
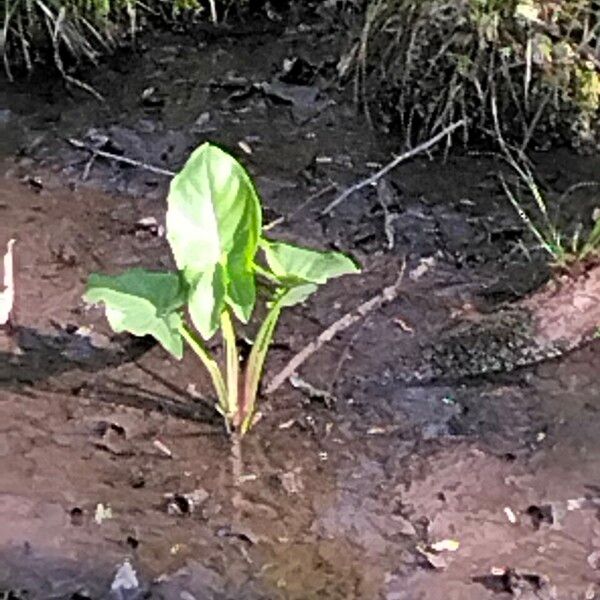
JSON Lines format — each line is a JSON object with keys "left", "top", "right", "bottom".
{"left": 230, "top": 429, "right": 243, "bottom": 525}
{"left": 230, "top": 429, "right": 243, "bottom": 487}
{"left": 241, "top": 298, "right": 282, "bottom": 434}
{"left": 179, "top": 322, "right": 228, "bottom": 413}
{"left": 220, "top": 309, "right": 239, "bottom": 421}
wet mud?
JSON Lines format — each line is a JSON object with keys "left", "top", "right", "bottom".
{"left": 1, "top": 21, "right": 600, "bottom": 600}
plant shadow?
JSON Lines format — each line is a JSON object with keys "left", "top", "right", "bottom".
{"left": 0, "top": 325, "right": 221, "bottom": 426}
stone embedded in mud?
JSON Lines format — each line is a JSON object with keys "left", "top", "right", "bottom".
{"left": 110, "top": 559, "right": 139, "bottom": 595}
{"left": 165, "top": 489, "right": 209, "bottom": 515}
{"left": 279, "top": 470, "right": 304, "bottom": 494}
{"left": 587, "top": 551, "right": 600, "bottom": 570}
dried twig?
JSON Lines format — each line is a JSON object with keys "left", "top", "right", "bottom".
{"left": 377, "top": 178, "right": 398, "bottom": 250}
{"left": 329, "top": 316, "right": 370, "bottom": 393}
{"left": 67, "top": 138, "right": 176, "bottom": 177}
{"left": 290, "top": 374, "right": 338, "bottom": 408}
{"left": 558, "top": 181, "right": 600, "bottom": 204}
{"left": 208, "top": 0, "right": 218, "bottom": 23}
{"left": 321, "top": 119, "right": 466, "bottom": 216}
{"left": 265, "top": 263, "right": 405, "bottom": 395}
{"left": 0, "top": 239, "right": 15, "bottom": 326}
{"left": 263, "top": 183, "right": 337, "bottom": 232}
{"left": 49, "top": 9, "right": 104, "bottom": 103}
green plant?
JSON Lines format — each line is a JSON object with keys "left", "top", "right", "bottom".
{"left": 84, "top": 142, "right": 359, "bottom": 435}
{"left": 503, "top": 171, "right": 600, "bottom": 267}
{"left": 492, "top": 89, "right": 600, "bottom": 267}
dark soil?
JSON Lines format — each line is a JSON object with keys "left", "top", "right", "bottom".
{"left": 1, "top": 19, "right": 600, "bottom": 600}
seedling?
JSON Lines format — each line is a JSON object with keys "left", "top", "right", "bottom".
{"left": 84, "top": 143, "right": 359, "bottom": 435}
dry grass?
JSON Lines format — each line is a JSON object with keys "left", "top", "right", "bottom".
{"left": 0, "top": 0, "right": 253, "bottom": 87}
{"left": 1, "top": 0, "right": 123, "bottom": 79}
{"left": 344, "top": 0, "right": 600, "bottom": 149}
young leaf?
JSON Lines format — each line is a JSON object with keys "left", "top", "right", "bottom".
{"left": 84, "top": 269, "right": 186, "bottom": 359}
{"left": 226, "top": 250, "right": 256, "bottom": 323}
{"left": 260, "top": 239, "right": 360, "bottom": 285}
{"left": 166, "top": 143, "right": 261, "bottom": 333}
{"left": 186, "top": 264, "right": 226, "bottom": 340}
{"left": 277, "top": 283, "right": 318, "bottom": 308}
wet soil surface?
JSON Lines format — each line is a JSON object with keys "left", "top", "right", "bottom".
{"left": 1, "top": 21, "right": 600, "bottom": 599}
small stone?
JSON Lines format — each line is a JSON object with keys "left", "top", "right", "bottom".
{"left": 587, "top": 550, "right": 600, "bottom": 570}
{"left": 279, "top": 471, "right": 304, "bottom": 495}
{"left": 110, "top": 560, "right": 139, "bottom": 593}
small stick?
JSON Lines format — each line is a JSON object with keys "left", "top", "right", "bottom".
{"left": 329, "top": 316, "right": 370, "bottom": 393}
{"left": 82, "top": 154, "right": 96, "bottom": 181}
{"left": 263, "top": 183, "right": 337, "bottom": 231}
{"left": 0, "top": 239, "right": 21, "bottom": 357}
{"left": 377, "top": 178, "right": 397, "bottom": 250}
{"left": 50, "top": 12, "right": 105, "bottom": 103}
{"left": 0, "top": 239, "right": 16, "bottom": 326}
{"left": 208, "top": 0, "right": 218, "bottom": 23}
{"left": 265, "top": 264, "right": 405, "bottom": 395}
{"left": 289, "top": 374, "right": 338, "bottom": 408}
{"left": 321, "top": 120, "right": 466, "bottom": 216}
{"left": 67, "top": 138, "right": 176, "bottom": 177}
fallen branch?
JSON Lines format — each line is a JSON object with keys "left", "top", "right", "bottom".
{"left": 67, "top": 138, "right": 176, "bottom": 177}
{"left": 321, "top": 119, "right": 466, "bottom": 215}
{"left": 265, "top": 263, "right": 405, "bottom": 395}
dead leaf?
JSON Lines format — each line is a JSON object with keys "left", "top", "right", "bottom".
{"left": 430, "top": 539, "right": 460, "bottom": 552}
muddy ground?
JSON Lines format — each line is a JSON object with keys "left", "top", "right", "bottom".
{"left": 1, "top": 19, "right": 600, "bottom": 600}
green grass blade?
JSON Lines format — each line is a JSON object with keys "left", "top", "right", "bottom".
{"left": 580, "top": 218, "right": 600, "bottom": 260}
{"left": 501, "top": 176, "right": 562, "bottom": 262}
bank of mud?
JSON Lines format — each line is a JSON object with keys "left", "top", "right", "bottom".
{"left": 1, "top": 21, "right": 600, "bottom": 599}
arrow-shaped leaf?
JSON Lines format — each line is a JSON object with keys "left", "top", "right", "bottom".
{"left": 84, "top": 269, "right": 186, "bottom": 358}
{"left": 260, "top": 238, "right": 360, "bottom": 286}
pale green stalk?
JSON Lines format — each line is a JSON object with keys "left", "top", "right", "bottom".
{"left": 220, "top": 309, "right": 239, "bottom": 420}
{"left": 179, "top": 322, "right": 228, "bottom": 413}
{"left": 241, "top": 297, "right": 283, "bottom": 435}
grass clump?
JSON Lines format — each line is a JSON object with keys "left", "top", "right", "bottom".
{"left": 1, "top": 0, "right": 132, "bottom": 79}
{"left": 0, "top": 0, "right": 254, "bottom": 81}
{"left": 502, "top": 162, "right": 600, "bottom": 268}
{"left": 346, "top": 0, "right": 600, "bottom": 149}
